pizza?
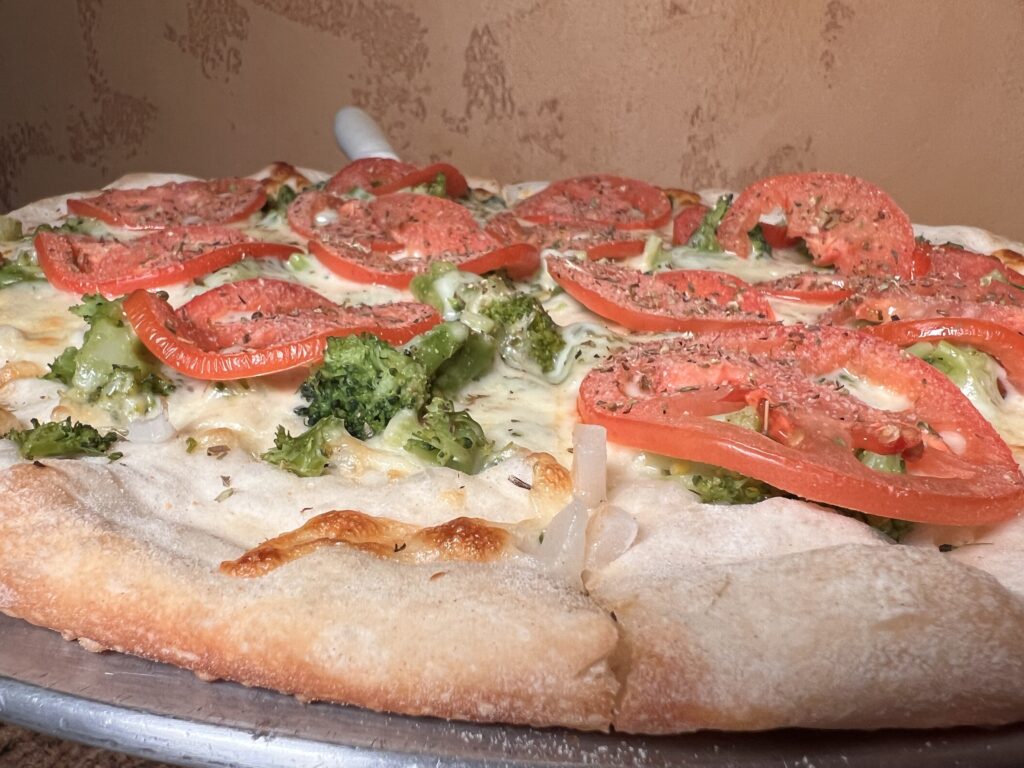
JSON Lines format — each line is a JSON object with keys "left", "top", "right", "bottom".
{"left": 1, "top": 160, "right": 1023, "bottom": 734}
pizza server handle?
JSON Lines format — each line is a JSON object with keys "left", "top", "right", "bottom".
{"left": 333, "top": 107, "right": 399, "bottom": 161}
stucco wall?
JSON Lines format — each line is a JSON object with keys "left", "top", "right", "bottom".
{"left": 3, "top": 0, "right": 1023, "bottom": 238}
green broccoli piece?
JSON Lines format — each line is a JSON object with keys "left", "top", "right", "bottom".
{"left": 45, "top": 295, "right": 174, "bottom": 421}
{"left": 0, "top": 251, "right": 45, "bottom": 289}
{"left": 431, "top": 331, "right": 496, "bottom": 398}
{"left": 425, "top": 172, "right": 447, "bottom": 197}
{"left": 261, "top": 184, "right": 296, "bottom": 217}
{"left": 857, "top": 449, "right": 905, "bottom": 474}
{"left": 5, "top": 417, "right": 121, "bottom": 460}
{"left": 261, "top": 416, "right": 348, "bottom": 477}
{"left": 412, "top": 265, "right": 565, "bottom": 375}
{"left": 749, "top": 224, "right": 772, "bottom": 257}
{"left": 480, "top": 291, "right": 565, "bottom": 373}
{"left": 409, "top": 262, "right": 470, "bottom": 317}
{"left": 0, "top": 215, "right": 23, "bottom": 241}
{"left": 34, "top": 216, "right": 98, "bottom": 236}
{"left": 296, "top": 334, "right": 431, "bottom": 438}
{"left": 840, "top": 510, "right": 915, "bottom": 542}
{"left": 682, "top": 470, "right": 778, "bottom": 505}
{"left": 906, "top": 341, "right": 1004, "bottom": 412}
{"left": 404, "top": 321, "right": 496, "bottom": 395}
{"left": 403, "top": 397, "right": 493, "bottom": 474}
{"left": 687, "top": 194, "right": 732, "bottom": 252}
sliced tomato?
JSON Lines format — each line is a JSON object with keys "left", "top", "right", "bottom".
{"left": 35, "top": 226, "right": 298, "bottom": 296}
{"left": 716, "top": 173, "right": 915, "bottom": 278}
{"left": 654, "top": 270, "right": 775, "bottom": 317}
{"left": 547, "top": 257, "right": 774, "bottom": 332}
{"left": 671, "top": 204, "right": 710, "bottom": 245}
{"left": 757, "top": 222, "right": 802, "bottom": 250}
{"left": 822, "top": 278, "right": 1024, "bottom": 333}
{"left": 289, "top": 192, "right": 539, "bottom": 287}
{"left": 915, "top": 241, "right": 1024, "bottom": 287}
{"left": 513, "top": 175, "right": 672, "bottom": 231}
{"left": 758, "top": 272, "right": 855, "bottom": 304}
{"left": 579, "top": 324, "right": 1024, "bottom": 524}
{"left": 863, "top": 318, "right": 1024, "bottom": 390}
{"left": 324, "top": 158, "right": 416, "bottom": 196}
{"left": 485, "top": 211, "right": 643, "bottom": 260}
{"left": 66, "top": 178, "right": 266, "bottom": 230}
{"left": 324, "top": 158, "right": 468, "bottom": 199}
{"left": 123, "top": 279, "right": 440, "bottom": 380}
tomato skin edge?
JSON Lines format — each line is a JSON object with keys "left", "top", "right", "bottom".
{"left": 578, "top": 389, "right": 1023, "bottom": 526}
{"left": 310, "top": 240, "right": 541, "bottom": 288}
{"left": 35, "top": 233, "right": 299, "bottom": 297}
{"left": 863, "top": 318, "right": 1024, "bottom": 390}
{"left": 123, "top": 289, "right": 439, "bottom": 381}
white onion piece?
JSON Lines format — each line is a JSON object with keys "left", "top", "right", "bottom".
{"left": 523, "top": 497, "right": 589, "bottom": 587}
{"left": 125, "top": 407, "right": 176, "bottom": 443}
{"left": 572, "top": 423, "right": 607, "bottom": 508}
{"left": 584, "top": 504, "right": 638, "bottom": 577}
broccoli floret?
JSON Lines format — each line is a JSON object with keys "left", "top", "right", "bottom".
{"left": 412, "top": 265, "right": 566, "bottom": 375}
{"left": 297, "top": 334, "right": 431, "bottom": 438}
{"left": 749, "top": 224, "right": 772, "bottom": 257}
{"left": 409, "top": 262, "right": 471, "bottom": 318}
{"left": 431, "top": 331, "right": 496, "bottom": 398}
{"left": 5, "top": 417, "right": 121, "bottom": 460}
{"left": 0, "top": 215, "right": 23, "bottom": 241}
{"left": 480, "top": 292, "right": 565, "bottom": 373}
{"left": 34, "top": 216, "right": 99, "bottom": 236}
{"left": 260, "top": 184, "right": 296, "bottom": 217}
{"left": 45, "top": 295, "right": 173, "bottom": 421}
{"left": 683, "top": 471, "right": 777, "bottom": 505}
{"left": 423, "top": 172, "right": 447, "bottom": 197}
{"left": 261, "top": 416, "right": 348, "bottom": 477}
{"left": 840, "top": 510, "right": 915, "bottom": 542}
{"left": 687, "top": 194, "right": 732, "bottom": 252}
{"left": 403, "top": 397, "right": 493, "bottom": 474}
{"left": 857, "top": 449, "right": 905, "bottom": 474}
{"left": 404, "top": 321, "right": 496, "bottom": 396}
{"left": 0, "top": 251, "right": 45, "bottom": 289}
{"left": 907, "top": 341, "right": 1002, "bottom": 402}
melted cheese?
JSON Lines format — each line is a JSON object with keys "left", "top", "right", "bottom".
{"left": 4, "top": 171, "right": 1024, "bottom": 593}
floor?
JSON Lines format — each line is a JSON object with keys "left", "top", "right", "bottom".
{"left": 0, "top": 723, "right": 170, "bottom": 767}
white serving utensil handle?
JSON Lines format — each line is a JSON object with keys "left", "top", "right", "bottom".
{"left": 333, "top": 107, "right": 400, "bottom": 161}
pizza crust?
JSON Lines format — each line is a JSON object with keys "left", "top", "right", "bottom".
{"left": 0, "top": 460, "right": 618, "bottom": 730}
{"left": 588, "top": 490, "right": 1024, "bottom": 732}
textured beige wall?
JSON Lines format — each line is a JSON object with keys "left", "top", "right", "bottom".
{"left": 3, "top": 0, "right": 1023, "bottom": 239}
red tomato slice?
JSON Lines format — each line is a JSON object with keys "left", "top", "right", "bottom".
{"left": 579, "top": 324, "right": 1024, "bottom": 524}
{"left": 123, "top": 278, "right": 440, "bottom": 380}
{"left": 757, "top": 222, "right": 802, "bottom": 250}
{"left": 822, "top": 278, "right": 1024, "bottom": 332}
{"left": 654, "top": 270, "right": 775, "bottom": 317}
{"left": 35, "top": 227, "right": 298, "bottom": 297}
{"left": 716, "top": 173, "right": 915, "bottom": 278}
{"left": 324, "top": 158, "right": 469, "bottom": 198}
{"left": 289, "top": 192, "right": 539, "bottom": 287}
{"left": 915, "top": 241, "right": 1024, "bottom": 287}
{"left": 485, "top": 212, "right": 644, "bottom": 260}
{"left": 671, "top": 204, "right": 710, "bottom": 245}
{"left": 758, "top": 272, "right": 855, "bottom": 304}
{"left": 513, "top": 175, "right": 672, "bottom": 231}
{"left": 324, "top": 158, "right": 417, "bottom": 195}
{"left": 66, "top": 178, "right": 266, "bottom": 230}
{"left": 547, "top": 257, "right": 774, "bottom": 332}
{"left": 863, "top": 318, "right": 1024, "bottom": 390}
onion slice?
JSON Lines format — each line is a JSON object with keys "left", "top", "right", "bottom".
{"left": 572, "top": 423, "right": 607, "bottom": 508}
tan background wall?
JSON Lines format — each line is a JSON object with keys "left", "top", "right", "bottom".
{"left": 3, "top": 0, "right": 1023, "bottom": 239}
